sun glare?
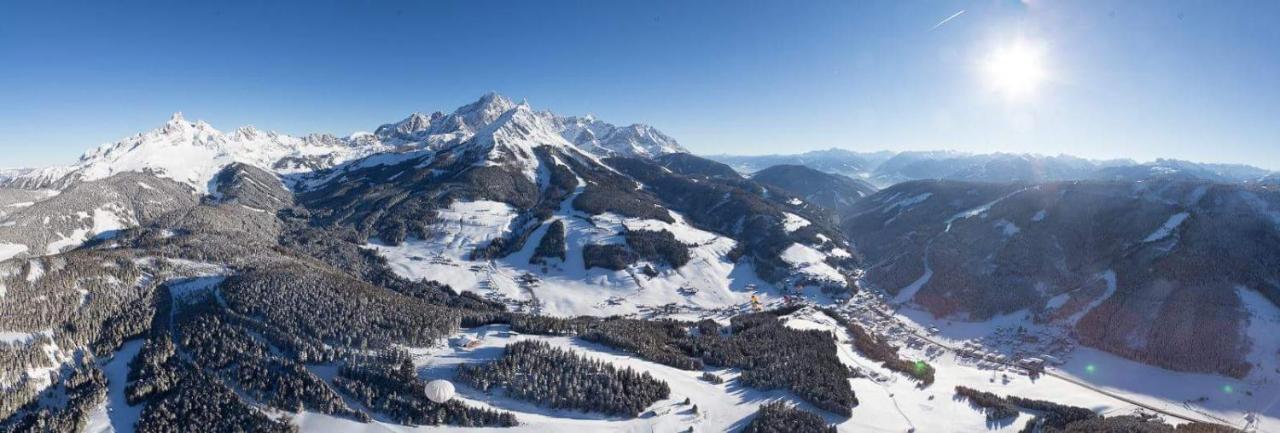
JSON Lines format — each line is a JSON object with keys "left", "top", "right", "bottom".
{"left": 982, "top": 38, "right": 1047, "bottom": 101}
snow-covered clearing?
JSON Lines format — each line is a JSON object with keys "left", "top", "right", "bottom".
{"left": 782, "top": 212, "right": 811, "bottom": 232}
{"left": 779, "top": 243, "right": 845, "bottom": 284}
{"left": 0, "top": 337, "right": 72, "bottom": 401}
{"left": 882, "top": 193, "right": 932, "bottom": 214}
{"left": 1066, "top": 271, "right": 1117, "bottom": 325}
{"left": 287, "top": 299, "right": 1280, "bottom": 432}
{"left": 876, "top": 286, "right": 1277, "bottom": 432}
{"left": 892, "top": 236, "right": 935, "bottom": 305}
{"left": 0, "top": 330, "right": 44, "bottom": 346}
{"left": 994, "top": 219, "right": 1020, "bottom": 237}
{"left": 45, "top": 228, "right": 90, "bottom": 254}
{"left": 84, "top": 339, "right": 146, "bottom": 433}
{"left": 0, "top": 242, "right": 27, "bottom": 262}
{"left": 944, "top": 187, "right": 1031, "bottom": 233}
{"left": 294, "top": 324, "right": 818, "bottom": 432}
{"left": 370, "top": 198, "right": 779, "bottom": 318}
{"left": 1142, "top": 212, "right": 1189, "bottom": 242}
{"left": 25, "top": 259, "right": 44, "bottom": 282}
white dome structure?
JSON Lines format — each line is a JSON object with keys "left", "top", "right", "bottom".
{"left": 424, "top": 379, "right": 456, "bottom": 404}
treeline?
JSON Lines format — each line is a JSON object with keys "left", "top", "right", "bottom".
{"left": 561, "top": 149, "right": 674, "bottom": 224}
{"left": 954, "top": 386, "right": 1239, "bottom": 432}
{"left": 458, "top": 340, "right": 670, "bottom": 417}
{"left": 117, "top": 282, "right": 517, "bottom": 431}
{"left": 469, "top": 148, "right": 581, "bottom": 261}
{"left": 334, "top": 350, "right": 517, "bottom": 427}
{"left": 604, "top": 155, "right": 857, "bottom": 290}
{"left": 218, "top": 263, "right": 461, "bottom": 352}
{"left": 583, "top": 243, "right": 635, "bottom": 271}
{"left": 954, "top": 386, "right": 1018, "bottom": 421}
{"left": 0, "top": 366, "right": 106, "bottom": 433}
{"left": 127, "top": 289, "right": 301, "bottom": 433}
{"left": 741, "top": 401, "right": 837, "bottom": 433}
{"left": 529, "top": 220, "right": 566, "bottom": 264}
{"left": 818, "top": 308, "right": 935, "bottom": 386}
{"left": 509, "top": 309, "right": 858, "bottom": 417}
{"left": 954, "top": 385, "right": 1095, "bottom": 428}
{"left": 695, "top": 312, "right": 858, "bottom": 416}
{"left": 0, "top": 249, "right": 157, "bottom": 421}
{"left": 582, "top": 229, "right": 692, "bottom": 271}
{"left": 624, "top": 229, "right": 691, "bottom": 268}
{"left": 174, "top": 298, "right": 361, "bottom": 419}
{"left": 1020, "top": 415, "right": 1244, "bottom": 433}
{"left": 277, "top": 222, "right": 504, "bottom": 312}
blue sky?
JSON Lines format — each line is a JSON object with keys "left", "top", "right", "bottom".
{"left": 2, "top": 0, "right": 1278, "bottom": 169}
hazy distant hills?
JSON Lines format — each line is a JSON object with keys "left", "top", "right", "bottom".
{"left": 706, "top": 148, "right": 1275, "bottom": 187}
{"left": 842, "top": 178, "right": 1280, "bottom": 377}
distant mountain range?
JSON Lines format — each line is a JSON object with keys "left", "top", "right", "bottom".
{"left": 706, "top": 148, "right": 1275, "bottom": 188}
{"left": 0, "top": 93, "right": 689, "bottom": 192}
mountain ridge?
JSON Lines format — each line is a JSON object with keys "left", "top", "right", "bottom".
{"left": 1, "top": 93, "right": 689, "bottom": 193}
{"left": 707, "top": 149, "right": 1275, "bottom": 187}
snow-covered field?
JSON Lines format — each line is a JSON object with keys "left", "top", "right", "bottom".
{"left": 289, "top": 301, "right": 1280, "bottom": 433}
{"left": 296, "top": 325, "right": 810, "bottom": 432}
{"left": 370, "top": 198, "right": 781, "bottom": 318}
{"left": 0, "top": 243, "right": 26, "bottom": 262}
{"left": 83, "top": 339, "right": 145, "bottom": 433}
{"left": 879, "top": 289, "right": 1278, "bottom": 432}
{"left": 365, "top": 198, "right": 1277, "bottom": 431}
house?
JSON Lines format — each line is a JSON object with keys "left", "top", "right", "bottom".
{"left": 455, "top": 335, "right": 483, "bottom": 350}
{"left": 1018, "top": 357, "right": 1046, "bottom": 373}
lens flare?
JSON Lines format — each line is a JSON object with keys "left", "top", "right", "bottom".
{"left": 982, "top": 37, "right": 1048, "bottom": 101}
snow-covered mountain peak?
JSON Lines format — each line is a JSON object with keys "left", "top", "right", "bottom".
{"left": 6, "top": 94, "right": 685, "bottom": 192}
{"left": 473, "top": 102, "right": 571, "bottom": 149}
{"left": 372, "top": 93, "right": 686, "bottom": 160}
{"left": 54, "top": 113, "right": 390, "bottom": 193}
{"left": 165, "top": 111, "right": 186, "bottom": 126}
{"left": 555, "top": 116, "right": 686, "bottom": 158}
{"left": 231, "top": 125, "right": 267, "bottom": 141}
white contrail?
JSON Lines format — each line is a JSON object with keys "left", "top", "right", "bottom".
{"left": 930, "top": 10, "right": 965, "bottom": 31}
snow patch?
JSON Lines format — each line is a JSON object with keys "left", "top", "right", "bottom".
{"left": 781, "top": 212, "right": 811, "bottom": 233}
{"left": 1142, "top": 212, "right": 1189, "bottom": 242}
{"left": 1067, "top": 271, "right": 1117, "bottom": 324}
{"left": 780, "top": 243, "right": 845, "bottom": 284}
{"left": 893, "top": 260, "right": 933, "bottom": 304}
{"left": 994, "top": 219, "right": 1020, "bottom": 237}
{"left": 882, "top": 193, "right": 932, "bottom": 214}
{"left": 1044, "top": 292, "right": 1071, "bottom": 310}
{"left": 0, "top": 243, "right": 27, "bottom": 262}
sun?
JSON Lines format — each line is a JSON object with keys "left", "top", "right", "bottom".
{"left": 982, "top": 38, "right": 1048, "bottom": 101}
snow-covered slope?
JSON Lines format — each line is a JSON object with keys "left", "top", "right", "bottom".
{"left": 0, "top": 172, "right": 197, "bottom": 261}
{"left": 843, "top": 178, "right": 1280, "bottom": 379}
{"left": 554, "top": 115, "right": 685, "bottom": 158}
{"left": 5, "top": 93, "right": 687, "bottom": 195}
{"left": 303, "top": 143, "right": 859, "bottom": 315}
{"left": 372, "top": 93, "right": 688, "bottom": 159}
{"left": 61, "top": 113, "right": 386, "bottom": 194}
